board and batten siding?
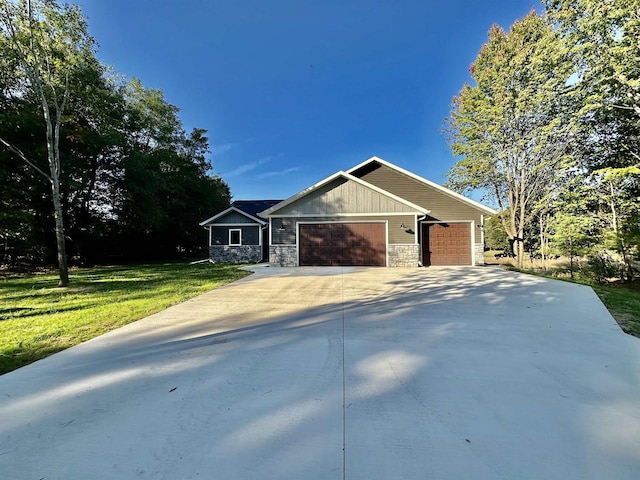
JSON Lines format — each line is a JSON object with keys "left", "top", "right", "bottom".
{"left": 274, "top": 178, "right": 417, "bottom": 216}
{"left": 352, "top": 163, "right": 484, "bottom": 225}
{"left": 271, "top": 215, "right": 417, "bottom": 245}
{"left": 212, "top": 211, "right": 258, "bottom": 224}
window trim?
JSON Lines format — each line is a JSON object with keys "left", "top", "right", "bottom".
{"left": 229, "top": 228, "right": 242, "bottom": 246}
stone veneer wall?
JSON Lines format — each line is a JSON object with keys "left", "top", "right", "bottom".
{"left": 210, "top": 245, "right": 261, "bottom": 264}
{"left": 474, "top": 243, "right": 485, "bottom": 266}
{"left": 268, "top": 243, "right": 482, "bottom": 267}
{"left": 269, "top": 245, "right": 298, "bottom": 267}
{"left": 388, "top": 244, "right": 420, "bottom": 267}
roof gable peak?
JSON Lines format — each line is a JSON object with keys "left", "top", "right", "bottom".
{"left": 260, "top": 170, "right": 429, "bottom": 217}
{"left": 347, "top": 156, "right": 496, "bottom": 215}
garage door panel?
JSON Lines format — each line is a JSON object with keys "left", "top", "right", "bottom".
{"left": 300, "top": 223, "right": 386, "bottom": 266}
{"left": 422, "top": 223, "right": 471, "bottom": 266}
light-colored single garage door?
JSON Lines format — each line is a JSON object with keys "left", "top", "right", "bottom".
{"left": 299, "top": 223, "right": 386, "bottom": 266}
{"left": 422, "top": 222, "right": 471, "bottom": 266}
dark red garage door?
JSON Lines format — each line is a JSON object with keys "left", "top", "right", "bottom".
{"left": 299, "top": 223, "right": 386, "bottom": 266}
{"left": 422, "top": 222, "right": 471, "bottom": 266}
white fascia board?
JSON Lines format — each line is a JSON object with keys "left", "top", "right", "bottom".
{"left": 346, "top": 156, "right": 498, "bottom": 216}
{"left": 199, "top": 206, "right": 266, "bottom": 226}
{"left": 259, "top": 170, "right": 430, "bottom": 217}
{"left": 259, "top": 171, "right": 347, "bottom": 217}
{"left": 208, "top": 223, "right": 261, "bottom": 227}
{"left": 268, "top": 212, "right": 421, "bottom": 218}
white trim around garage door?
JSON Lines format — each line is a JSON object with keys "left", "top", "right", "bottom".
{"left": 419, "top": 219, "right": 475, "bottom": 266}
{"left": 268, "top": 212, "right": 419, "bottom": 218}
{"left": 296, "top": 220, "right": 389, "bottom": 267}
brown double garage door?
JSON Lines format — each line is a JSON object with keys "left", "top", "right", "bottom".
{"left": 299, "top": 223, "right": 386, "bottom": 266}
{"left": 298, "top": 221, "right": 472, "bottom": 267}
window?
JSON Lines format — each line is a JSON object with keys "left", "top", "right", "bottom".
{"left": 229, "top": 229, "right": 241, "bottom": 246}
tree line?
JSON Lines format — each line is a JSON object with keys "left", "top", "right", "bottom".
{"left": 446, "top": 0, "right": 640, "bottom": 281}
{"left": 0, "top": 0, "right": 230, "bottom": 284}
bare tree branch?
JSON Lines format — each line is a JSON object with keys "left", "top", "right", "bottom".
{"left": 0, "top": 136, "right": 51, "bottom": 181}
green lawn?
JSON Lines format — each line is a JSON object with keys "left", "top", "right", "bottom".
{"left": 0, "top": 263, "right": 250, "bottom": 375}
{"left": 592, "top": 283, "right": 640, "bottom": 338}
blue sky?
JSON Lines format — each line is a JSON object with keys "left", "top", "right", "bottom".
{"left": 78, "top": 0, "right": 542, "bottom": 201}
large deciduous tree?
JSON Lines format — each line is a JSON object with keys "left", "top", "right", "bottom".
{"left": 445, "top": 11, "right": 574, "bottom": 267}
{"left": 0, "top": 0, "right": 95, "bottom": 286}
{"left": 0, "top": 2, "right": 231, "bottom": 272}
{"left": 545, "top": 0, "right": 640, "bottom": 278}
{"left": 545, "top": 0, "right": 640, "bottom": 130}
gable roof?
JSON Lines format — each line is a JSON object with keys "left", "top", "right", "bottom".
{"left": 199, "top": 199, "right": 282, "bottom": 226}
{"left": 231, "top": 200, "right": 282, "bottom": 220}
{"left": 260, "top": 171, "right": 430, "bottom": 217}
{"left": 347, "top": 156, "right": 497, "bottom": 215}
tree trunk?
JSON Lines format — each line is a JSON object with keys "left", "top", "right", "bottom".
{"left": 515, "top": 228, "right": 524, "bottom": 269}
{"left": 608, "top": 180, "right": 633, "bottom": 282}
{"left": 42, "top": 98, "right": 69, "bottom": 287}
{"left": 540, "top": 214, "right": 547, "bottom": 271}
{"left": 2, "top": 0, "right": 73, "bottom": 286}
{"left": 51, "top": 176, "right": 69, "bottom": 286}
{"left": 569, "top": 238, "right": 574, "bottom": 279}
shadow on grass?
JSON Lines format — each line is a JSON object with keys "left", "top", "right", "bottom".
{"left": 3, "top": 267, "right": 639, "bottom": 480}
{"left": 0, "top": 262, "right": 250, "bottom": 374}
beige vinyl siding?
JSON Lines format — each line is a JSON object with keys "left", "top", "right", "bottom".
{"left": 275, "top": 178, "right": 417, "bottom": 216}
{"left": 271, "top": 215, "right": 416, "bottom": 245}
{"left": 353, "top": 163, "right": 483, "bottom": 225}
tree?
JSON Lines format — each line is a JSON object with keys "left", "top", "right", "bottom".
{"left": 445, "top": 11, "right": 575, "bottom": 268}
{"left": 545, "top": 0, "right": 640, "bottom": 129}
{"left": 483, "top": 213, "right": 510, "bottom": 251}
{"left": 549, "top": 211, "right": 594, "bottom": 278}
{"left": 0, "top": 3, "right": 232, "bottom": 268}
{"left": 544, "top": 0, "right": 640, "bottom": 280}
{"left": 113, "top": 79, "right": 232, "bottom": 261}
{"left": 593, "top": 167, "right": 640, "bottom": 281}
{"left": 0, "top": 0, "right": 95, "bottom": 286}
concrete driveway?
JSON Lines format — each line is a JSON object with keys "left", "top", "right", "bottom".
{"left": 1, "top": 266, "right": 639, "bottom": 479}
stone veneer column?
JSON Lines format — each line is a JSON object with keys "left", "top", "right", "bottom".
{"left": 474, "top": 243, "right": 485, "bottom": 266}
{"left": 269, "top": 245, "right": 298, "bottom": 267}
{"left": 387, "top": 244, "right": 420, "bottom": 267}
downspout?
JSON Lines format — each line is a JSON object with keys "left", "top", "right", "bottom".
{"left": 417, "top": 213, "right": 428, "bottom": 266}
{"left": 261, "top": 223, "right": 268, "bottom": 262}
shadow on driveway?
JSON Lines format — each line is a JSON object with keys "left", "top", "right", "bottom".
{"left": 1, "top": 267, "right": 639, "bottom": 479}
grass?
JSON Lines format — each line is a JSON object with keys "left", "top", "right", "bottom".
{"left": 591, "top": 283, "right": 640, "bottom": 337}
{"left": 0, "top": 262, "right": 250, "bottom": 375}
{"left": 485, "top": 251, "right": 640, "bottom": 339}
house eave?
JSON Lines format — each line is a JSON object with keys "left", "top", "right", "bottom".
{"left": 347, "top": 156, "right": 498, "bottom": 216}
{"left": 259, "top": 170, "right": 430, "bottom": 218}
{"left": 199, "top": 206, "right": 267, "bottom": 226}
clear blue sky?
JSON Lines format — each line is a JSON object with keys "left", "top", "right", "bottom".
{"left": 78, "top": 0, "right": 542, "bottom": 201}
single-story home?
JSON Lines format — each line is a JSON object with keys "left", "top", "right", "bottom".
{"left": 200, "top": 156, "right": 496, "bottom": 267}
{"left": 199, "top": 199, "right": 282, "bottom": 264}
